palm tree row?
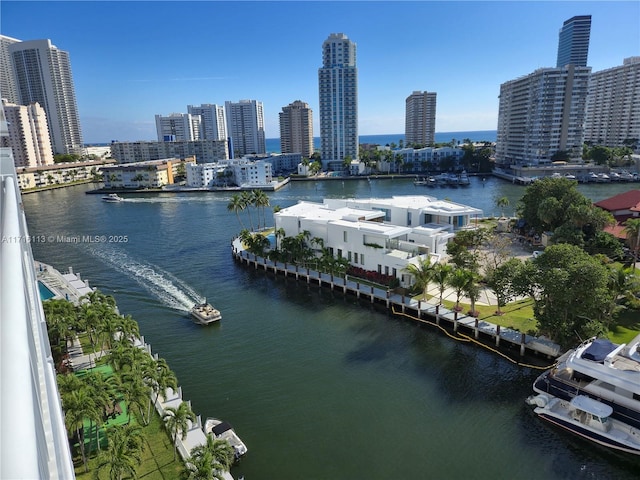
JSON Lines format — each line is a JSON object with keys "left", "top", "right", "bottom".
{"left": 46, "top": 291, "right": 239, "bottom": 479}
{"left": 240, "top": 228, "right": 351, "bottom": 277}
{"left": 227, "top": 189, "right": 270, "bottom": 231}
{"left": 403, "top": 255, "right": 482, "bottom": 315}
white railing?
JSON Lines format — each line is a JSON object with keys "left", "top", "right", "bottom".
{"left": 1, "top": 149, "right": 75, "bottom": 479}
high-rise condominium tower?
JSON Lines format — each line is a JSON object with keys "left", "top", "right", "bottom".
{"left": 8, "top": 39, "right": 83, "bottom": 155}
{"left": 1, "top": 99, "right": 54, "bottom": 167}
{"left": 187, "top": 104, "right": 227, "bottom": 141}
{"left": 0, "top": 35, "right": 20, "bottom": 103}
{"left": 318, "top": 33, "right": 358, "bottom": 169}
{"left": 584, "top": 57, "right": 640, "bottom": 148}
{"left": 496, "top": 65, "right": 591, "bottom": 165}
{"left": 225, "top": 100, "right": 266, "bottom": 157}
{"left": 155, "top": 113, "right": 201, "bottom": 142}
{"left": 556, "top": 15, "right": 591, "bottom": 68}
{"left": 279, "top": 100, "right": 314, "bottom": 158}
{"left": 405, "top": 91, "right": 437, "bottom": 146}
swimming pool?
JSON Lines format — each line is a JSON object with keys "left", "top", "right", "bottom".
{"left": 38, "top": 281, "right": 57, "bottom": 301}
{"left": 266, "top": 233, "right": 276, "bottom": 247}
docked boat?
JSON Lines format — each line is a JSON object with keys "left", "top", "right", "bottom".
{"left": 413, "top": 176, "right": 437, "bottom": 187}
{"left": 458, "top": 171, "right": 471, "bottom": 186}
{"left": 190, "top": 301, "right": 222, "bottom": 325}
{"left": 102, "top": 193, "right": 124, "bottom": 202}
{"left": 204, "top": 418, "right": 248, "bottom": 459}
{"left": 532, "top": 334, "right": 640, "bottom": 429}
{"left": 527, "top": 393, "right": 640, "bottom": 455}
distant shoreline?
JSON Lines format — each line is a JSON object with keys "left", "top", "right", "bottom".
{"left": 83, "top": 130, "right": 498, "bottom": 148}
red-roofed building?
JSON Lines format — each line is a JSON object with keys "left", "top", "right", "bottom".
{"left": 594, "top": 189, "right": 640, "bottom": 239}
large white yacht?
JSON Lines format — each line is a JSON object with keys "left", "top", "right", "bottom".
{"left": 532, "top": 334, "right": 640, "bottom": 429}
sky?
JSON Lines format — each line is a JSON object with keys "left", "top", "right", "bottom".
{"left": 2, "top": 1, "right": 639, "bottom": 143}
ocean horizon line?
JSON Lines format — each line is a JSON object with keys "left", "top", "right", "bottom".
{"left": 85, "top": 130, "right": 497, "bottom": 148}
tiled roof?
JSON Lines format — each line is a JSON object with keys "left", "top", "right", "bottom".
{"left": 594, "top": 190, "right": 640, "bottom": 212}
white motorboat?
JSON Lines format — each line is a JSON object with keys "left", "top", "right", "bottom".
{"left": 204, "top": 418, "right": 248, "bottom": 459}
{"left": 102, "top": 193, "right": 124, "bottom": 202}
{"left": 190, "top": 301, "right": 222, "bottom": 325}
{"left": 532, "top": 334, "right": 640, "bottom": 429}
{"left": 527, "top": 393, "right": 640, "bottom": 455}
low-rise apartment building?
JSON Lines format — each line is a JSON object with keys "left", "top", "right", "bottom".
{"left": 16, "top": 158, "right": 115, "bottom": 190}
{"left": 110, "top": 139, "right": 228, "bottom": 164}
{"left": 101, "top": 158, "right": 192, "bottom": 189}
{"left": 186, "top": 158, "right": 273, "bottom": 189}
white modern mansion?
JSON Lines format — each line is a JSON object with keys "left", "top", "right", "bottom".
{"left": 274, "top": 195, "right": 482, "bottom": 287}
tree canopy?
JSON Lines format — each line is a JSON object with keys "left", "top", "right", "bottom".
{"left": 516, "top": 177, "right": 614, "bottom": 246}
{"left": 515, "top": 243, "right": 614, "bottom": 346}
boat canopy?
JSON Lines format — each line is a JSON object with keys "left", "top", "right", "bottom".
{"left": 212, "top": 421, "right": 233, "bottom": 436}
{"left": 582, "top": 338, "right": 617, "bottom": 362}
{"left": 571, "top": 395, "right": 614, "bottom": 418}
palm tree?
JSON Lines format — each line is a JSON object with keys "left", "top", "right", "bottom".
{"left": 43, "top": 299, "right": 78, "bottom": 360}
{"left": 115, "top": 314, "right": 140, "bottom": 343}
{"left": 226, "top": 194, "right": 245, "bottom": 229}
{"left": 117, "top": 371, "right": 151, "bottom": 424}
{"left": 163, "top": 401, "right": 197, "bottom": 460}
{"left": 184, "top": 449, "right": 215, "bottom": 480}
{"left": 461, "top": 269, "right": 482, "bottom": 316}
{"left": 253, "top": 190, "right": 270, "bottom": 230}
{"left": 495, "top": 196, "right": 510, "bottom": 218}
{"left": 447, "top": 268, "right": 474, "bottom": 311}
{"left": 63, "top": 388, "right": 99, "bottom": 472}
{"left": 240, "top": 191, "right": 254, "bottom": 231}
{"left": 403, "top": 256, "right": 435, "bottom": 301}
{"left": 146, "top": 357, "right": 178, "bottom": 421}
{"left": 432, "top": 263, "right": 453, "bottom": 305}
{"left": 84, "top": 370, "right": 117, "bottom": 451}
{"left": 94, "top": 424, "right": 145, "bottom": 480}
{"left": 624, "top": 218, "right": 640, "bottom": 272}
{"left": 189, "top": 434, "right": 236, "bottom": 479}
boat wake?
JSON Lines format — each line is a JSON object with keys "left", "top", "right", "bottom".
{"left": 85, "top": 244, "right": 204, "bottom": 311}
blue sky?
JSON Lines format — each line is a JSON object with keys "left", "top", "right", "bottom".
{"left": 2, "top": 1, "right": 639, "bottom": 143}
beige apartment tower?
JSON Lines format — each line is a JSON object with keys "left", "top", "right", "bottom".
{"left": 279, "top": 100, "right": 314, "bottom": 158}
{"left": 405, "top": 91, "right": 437, "bottom": 146}
{"left": 1, "top": 99, "right": 54, "bottom": 168}
{"left": 584, "top": 57, "right": 640, "bottom": 148}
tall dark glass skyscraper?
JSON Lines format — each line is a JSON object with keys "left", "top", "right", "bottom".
{"left": 556, "top": 15, "right": 592, "bottom": 68}
{"left": 318, "top": 33, "right": 358, "bottom": 170}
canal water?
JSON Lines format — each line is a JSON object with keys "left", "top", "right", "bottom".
{"left": 23, "top": 177, "right": 639, "bottom": 479}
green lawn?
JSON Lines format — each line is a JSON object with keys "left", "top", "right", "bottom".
{"left": 75, "top": 411, "right": 184, "bottom": 480}
{"left": 437, "top": 296, "right": 639, "bottom": 343}
{"left": 72, "top": 364, "right": 184, "bottom": 479}
{"left": 440, "top": 297, "right": 538, "bottom": 334}
{"left": 608, "top": 308, "right": 640, "bottom": 344}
